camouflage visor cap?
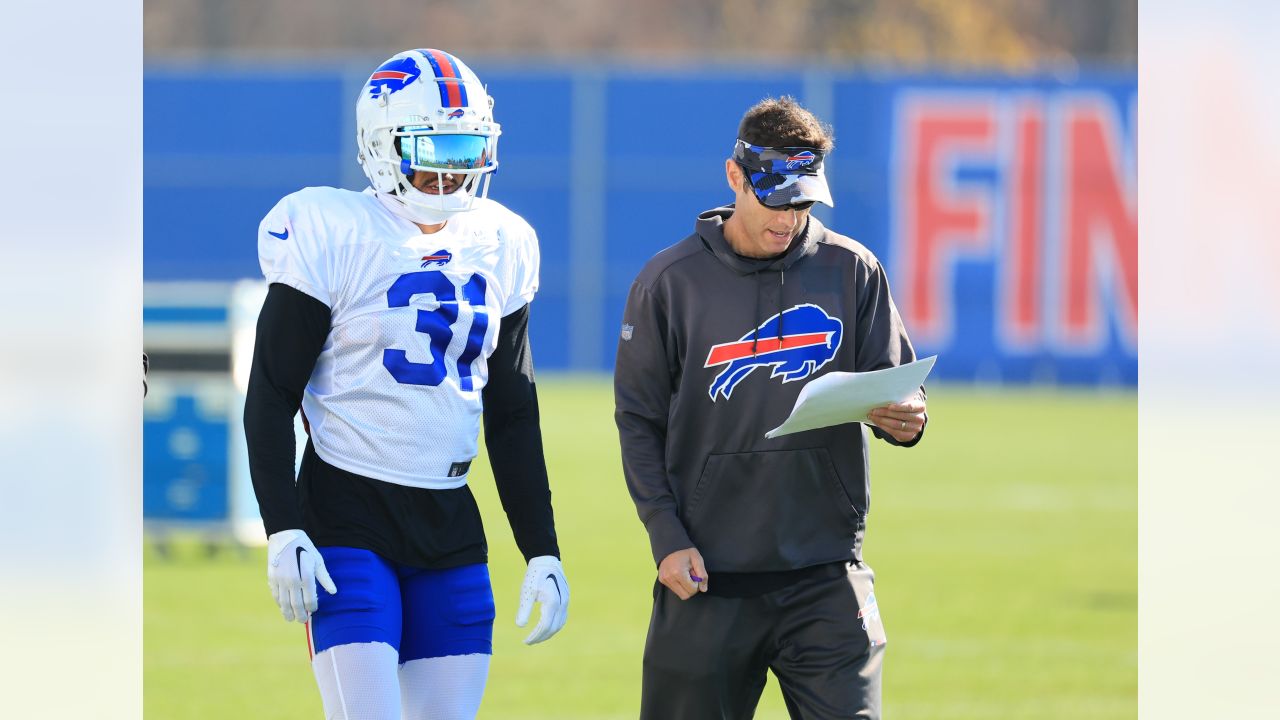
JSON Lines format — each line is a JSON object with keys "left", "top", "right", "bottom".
{"left": 732, "top": 139, "right": 834, "bottom": 209}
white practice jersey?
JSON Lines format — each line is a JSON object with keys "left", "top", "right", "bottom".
{"left": 257, "top": 187, "right": 539, "bottom": 489}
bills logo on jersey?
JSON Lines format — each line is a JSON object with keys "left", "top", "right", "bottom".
{"left": 367, "top": 57, "right": 422, "bottom": 98}
{"left": 785, "top": 150, "right": 816, "bottom": 170}
{"left": 704, "top": 304, "right": 843, "bottom": 401}
{"left": 420, "top": 249, "right": 453, "bottom": 268}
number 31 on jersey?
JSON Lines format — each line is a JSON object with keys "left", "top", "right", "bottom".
{"left": 383, "top": 270, "right": 489, "bottom": 391}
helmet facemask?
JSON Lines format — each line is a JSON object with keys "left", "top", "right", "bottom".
{"left": 386, "top": 122, "right": 500, "bottom": 220}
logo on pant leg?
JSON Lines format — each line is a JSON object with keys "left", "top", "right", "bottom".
{"left": 858, "top": 591, "right": 881, "bottom": 632}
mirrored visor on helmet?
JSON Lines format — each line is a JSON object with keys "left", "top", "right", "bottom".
{"left": 398, "top": 131, "right": 492, "bottom": 171}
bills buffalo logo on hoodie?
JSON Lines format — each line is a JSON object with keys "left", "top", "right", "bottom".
{"left": 704, "top": 304, "right": 843, "bottom": 401}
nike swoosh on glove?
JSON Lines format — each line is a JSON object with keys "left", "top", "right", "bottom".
{"left": 266, "top": 529, "right": 338, "bottom": 623}
{"left": 515, "top": 555, "right": 569, "bottom": 645}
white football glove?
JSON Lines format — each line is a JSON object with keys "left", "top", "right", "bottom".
{"left": 515, "top": 555, "right": 569, "bottom": 645}
{"left": 266, "top": 529, "right": 337, "bottom": 623}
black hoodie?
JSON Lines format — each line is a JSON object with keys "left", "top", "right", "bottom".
{"left": 614, "top": 206, "right": 923, "bottom": 573}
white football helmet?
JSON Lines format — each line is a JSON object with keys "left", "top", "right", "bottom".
{"left": 356, "top": 49, "right": 501, "bottom": 225}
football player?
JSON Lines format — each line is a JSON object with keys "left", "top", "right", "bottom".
{"left": 243, "top": 48, "right": 568, "bottom": 719}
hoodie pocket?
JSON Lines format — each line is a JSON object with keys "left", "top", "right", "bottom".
{"left": 682, "top": 447, "right": 863, "bottom": 572}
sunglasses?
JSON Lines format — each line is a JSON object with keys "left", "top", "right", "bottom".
{"left": 739, "top": 163, "right": 817, "bottom": 211}
{"left": 757, "top": 198, "right": 816, "bottom": 211}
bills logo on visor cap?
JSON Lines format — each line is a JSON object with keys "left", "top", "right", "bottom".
{"left": 367, "top": 57, "right": 422, "bottom": 98}
{"left": 785, "top": 150, "right": 816, "bottom": 170}
{"left": 704, "top": 304, "right": 843, "bottom": 401}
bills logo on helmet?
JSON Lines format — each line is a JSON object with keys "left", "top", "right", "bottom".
{"left": 367, "top": 57, "right": 422, "bottom": 98}
{"left": 785, "top": 151, "right": 816, "bottom": 170}
{"left": 704, "top": 304, "right": 843, "bottom": 401}
{"left": 447, "top": 108, "right": 465, "bottom": 119}
{"left": 420, "top": 249, "right": 452, "bottom": 268}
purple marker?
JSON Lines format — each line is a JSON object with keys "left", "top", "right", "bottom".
{"left": 690, "top": 574, "right": 705, "bottom": 583}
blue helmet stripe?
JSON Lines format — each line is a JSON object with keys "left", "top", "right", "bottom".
{"left": 420, "top": 49, "right": 469, "bottom": 108}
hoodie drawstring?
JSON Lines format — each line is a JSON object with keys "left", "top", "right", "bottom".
{"left": 778, "top": 269, "right": 785, "bottom": 342}
{"left": 750, "top": 269, "right": 787, "bottom": 357}
{"left": 751, "top": 270, "right": 763, "bottom": 356}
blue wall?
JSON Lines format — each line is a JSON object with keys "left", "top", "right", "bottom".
{"left": 146, "top": 62, "right": 1136, "bottom": 385}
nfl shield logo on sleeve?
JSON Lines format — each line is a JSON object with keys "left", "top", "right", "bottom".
{"left": 620, "top": 323, "right": 634, "bottom": 341}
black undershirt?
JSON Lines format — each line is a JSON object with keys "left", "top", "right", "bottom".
{"left": 298, "top": 443, "right": 491, "bottom": 568}
{"left": 243, "top": 282, "right": 559, "bottom": 569}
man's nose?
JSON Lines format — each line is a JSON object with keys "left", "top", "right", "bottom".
{"left": 772, "top": 206, "right": 798, "bottom": 225}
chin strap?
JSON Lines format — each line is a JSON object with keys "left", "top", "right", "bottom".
{"left": 372, "top": 190, "right": 456, "bottom": 226}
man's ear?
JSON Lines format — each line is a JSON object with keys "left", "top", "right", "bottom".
{"left": 724, "top": 158, "right": 742, "bottom": 194}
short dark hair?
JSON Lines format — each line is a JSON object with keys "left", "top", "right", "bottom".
{"left": 737, "top": 96, "right": 834, "bottom": 151}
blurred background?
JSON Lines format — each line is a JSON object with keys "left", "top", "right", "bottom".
{"left": 143, "top": 1, "right": 1136, "bottom": 718}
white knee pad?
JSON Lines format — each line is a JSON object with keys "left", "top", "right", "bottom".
{"left": 398, "top": 653, "right": 491, "bottom": 720}
{"left": 312, "top": 642, "right": 401, "bottom": 720}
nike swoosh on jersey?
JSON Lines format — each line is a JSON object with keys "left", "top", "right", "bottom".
{"left": 268, "top": 228, "right": 290, "bottom": 240}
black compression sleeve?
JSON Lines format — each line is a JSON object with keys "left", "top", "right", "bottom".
{"left": 242, "top": 283, "right": 331, "bottom": 535}
{"left": 482, "top": 304, "right": 560, "bottom": 561}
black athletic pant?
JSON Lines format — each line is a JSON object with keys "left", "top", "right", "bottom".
{"left": 640, "top": 561, "right": 886, "bottom": 720}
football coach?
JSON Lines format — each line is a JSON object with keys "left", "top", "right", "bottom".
{"left": 614, "top": 96, "right": 927, "bottom": 719}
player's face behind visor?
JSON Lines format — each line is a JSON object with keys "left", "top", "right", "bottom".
{"left": 395, "top": 130, "right": 492, "bottom": 196}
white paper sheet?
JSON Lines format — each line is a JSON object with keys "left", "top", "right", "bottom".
{"left": 764, "top": 356, "right": 936, "bottom": 439}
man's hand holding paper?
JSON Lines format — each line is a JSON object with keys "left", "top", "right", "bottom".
{"left": 866, "top": 389, "right": 927, "bottom": 443}
{"left": 764, "top": 356, "right": 936, "bottom": 440}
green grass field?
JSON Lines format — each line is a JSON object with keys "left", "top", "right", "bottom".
{"left": 144, "top": 377, "right": 1135, "bottom": 719}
